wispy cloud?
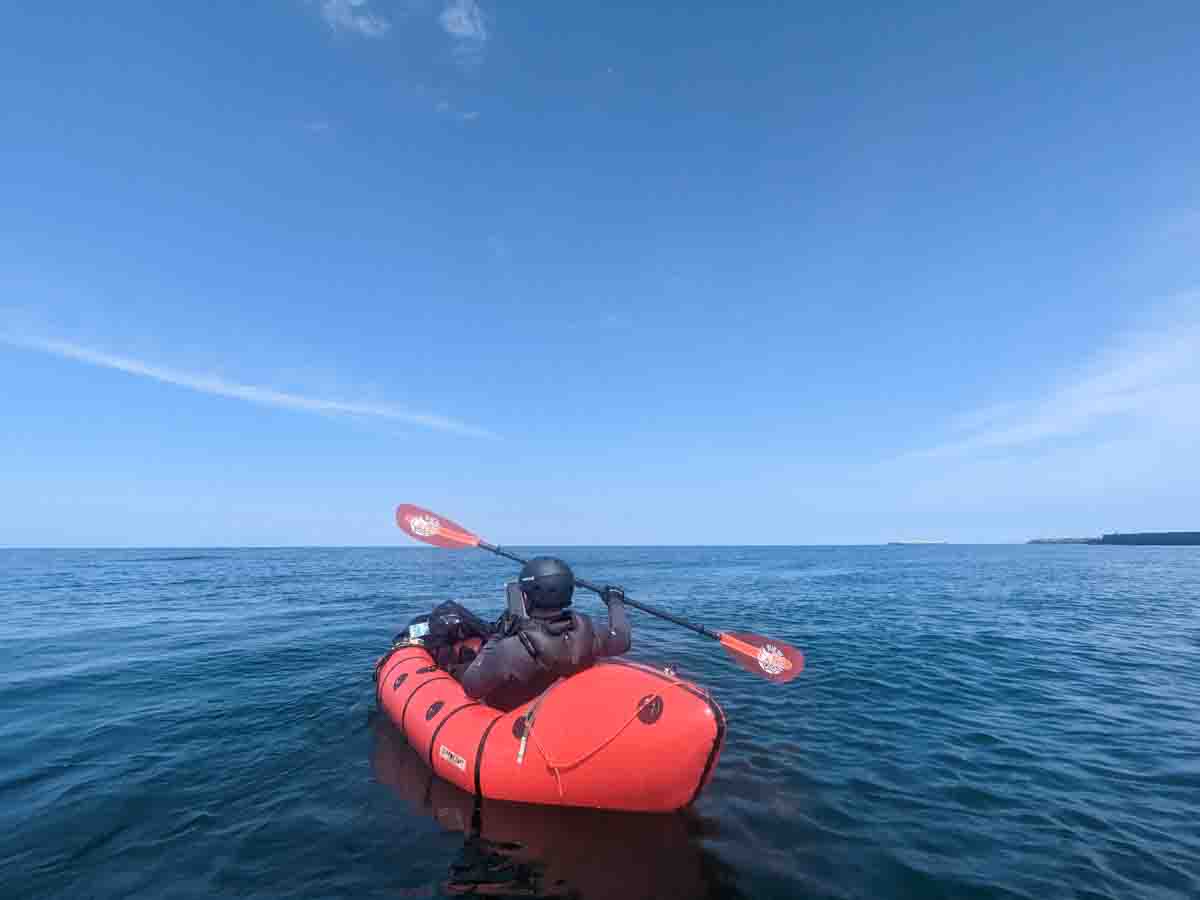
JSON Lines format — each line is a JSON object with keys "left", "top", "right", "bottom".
{"left": 440, "top": 0, "right": 487, "bottom": 65}
{"left": 912, "top": 301, "right": 1200, "bottom": 461}
{"left": 440, "top": 0, "right": 486, "bottom": 40}
{"left": 4, "top": 336, "right": 495, "bottom": 439}
{"left": 321, "top": 0, "right": 391, "bottom": 38}
{"left": 434, "top": 98, "right": 479, "bottom": 122}
{"left": 819, "top": 300, "right": 1200, "bottom": 539}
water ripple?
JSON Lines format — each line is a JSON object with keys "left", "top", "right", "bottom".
{"left": 1, "top": 546, "right": 1199, "bottom": 899}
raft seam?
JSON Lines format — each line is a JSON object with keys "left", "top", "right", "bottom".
{"left": 376, "top": 652, "right": 431, "bottom": 706}
{"left": 426, "top": 701, "right": 481, "bottom": 769}
{"left": 472, "top": 713, "right": 505, "bottom": 796}
{"left": 373, "top": 647, "right": 404, "bottom": 705}
{"left": 372, "top": 648, "right": 397, "bottom": 683}
{"left": 597, "top": 660, "right": 726, "bottom": 808}
{"left": 383, "top": 652, "right": 429, "bottom": 684}
{"left": 400, "top": 677, "right": 452, "bottom": 732}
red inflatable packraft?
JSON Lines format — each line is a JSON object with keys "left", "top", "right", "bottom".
{"left": 373, "top": 642, "right": 726, "bottom": 812}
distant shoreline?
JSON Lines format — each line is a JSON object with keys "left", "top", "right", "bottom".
{"left": 1028, "top": 532, "right": 1200, "bottom": 546}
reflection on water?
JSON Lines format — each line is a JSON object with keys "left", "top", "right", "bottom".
{"left": 370, "top": 715, "right": 743, "bottom": 900}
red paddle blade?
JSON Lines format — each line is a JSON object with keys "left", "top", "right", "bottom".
{"left": 719, "top": 632, "right": 805, "bottom": 684}
{"left": 395, "top": 504, "right": 481, "bottom": 549}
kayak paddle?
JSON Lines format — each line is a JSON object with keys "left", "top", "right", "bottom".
{"left": 395, "top": 503, "right": 805, "bottom": 684}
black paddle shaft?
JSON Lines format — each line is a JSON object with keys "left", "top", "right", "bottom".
{"left": 477, "top": 540, "right": 720, "bottom": 640}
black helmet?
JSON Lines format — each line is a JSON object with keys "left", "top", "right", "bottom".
{"left": 518, "top": 556, "right": 575, "bottom": 610}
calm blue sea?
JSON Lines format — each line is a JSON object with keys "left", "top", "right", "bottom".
{"left": 1, "top": 546, "right": 1198, "bottom": 900}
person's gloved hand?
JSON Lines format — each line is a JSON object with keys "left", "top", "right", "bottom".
{"left": 601, "top": 585, "right": 625, "bottom": 606}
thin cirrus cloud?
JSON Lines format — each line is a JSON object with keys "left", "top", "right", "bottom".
{"left": 911, "top": 302, "right": 1200, "bottom": 461}
{"left": 320, "top": 0, "right": 391, "bottom": 38}
{"left": 310, "top": 1, "right": 490, "bottom": 71}
{"left": 4, "top": 336, "right": 496, "bottom": 439}
{"left": 440, "top": 0, "right": 486, "bottom": 40}
{"left": 440, "top": 0, "right": 488, "bottom": 63}
{"left": 435, "top": 100, "right": 480, "bottom": 122}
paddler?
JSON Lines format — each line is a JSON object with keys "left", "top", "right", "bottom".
{"left": 453, "top": 556, "right": 632, "bottom": 711}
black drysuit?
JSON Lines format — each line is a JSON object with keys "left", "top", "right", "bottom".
{"left": 456, "top": 596, "right": 631, "bottom": 711}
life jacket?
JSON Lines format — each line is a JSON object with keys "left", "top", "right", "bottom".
{"left": 510, "top": 609, "right": 597, "bottom": 678}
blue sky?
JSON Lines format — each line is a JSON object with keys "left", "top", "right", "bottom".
{"left": 2, "top": 1, "right": 1199, "bottom": 546}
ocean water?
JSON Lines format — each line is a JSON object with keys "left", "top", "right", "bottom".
{"left": 2, "top": 545, "right": 1198, "bottom": 900}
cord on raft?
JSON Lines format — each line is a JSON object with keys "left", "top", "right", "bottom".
{"left": 527, "top": 695, "right": 657, "bottom": 798}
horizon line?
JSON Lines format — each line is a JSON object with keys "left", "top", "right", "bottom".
{"left": 0, "top": 542, "right": 1045, "bottom": 550}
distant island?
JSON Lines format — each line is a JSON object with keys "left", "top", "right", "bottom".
{"left": 1028, "top": 532, "right": 1200, "bottom": 546}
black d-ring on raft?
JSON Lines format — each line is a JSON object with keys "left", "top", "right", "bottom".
{"left": 638, "top": 694, "right": 664, "bottom": 724}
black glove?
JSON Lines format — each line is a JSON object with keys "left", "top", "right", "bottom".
{"left": 601, "top": 586, "right": 625, "bottom": 606}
